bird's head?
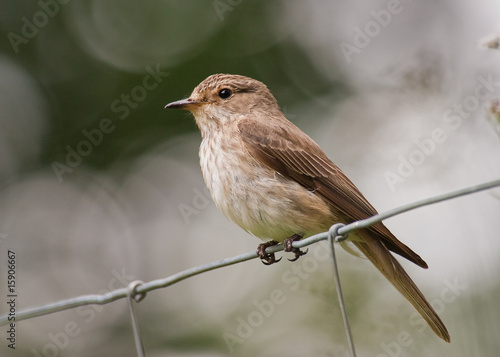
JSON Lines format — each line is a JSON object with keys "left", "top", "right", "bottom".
{"left": 165, "top": 74, "right": 282, "bottom": 133}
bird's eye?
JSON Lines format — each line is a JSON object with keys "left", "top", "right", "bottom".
{"left": 218, "top": 88, "right": 232, "bottom": 99}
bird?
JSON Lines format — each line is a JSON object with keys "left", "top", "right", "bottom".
{"left": 165, "top": 73, "right": 450, "bottom": 342}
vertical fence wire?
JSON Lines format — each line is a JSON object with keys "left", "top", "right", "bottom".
{"left": 127, "top": 281, "right": 147, "bottom": 357}
{"left": 328, "top": 223, "right": 356, "bottom": 357}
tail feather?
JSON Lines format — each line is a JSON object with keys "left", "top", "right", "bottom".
{"left": 353, "top": 234, "right": 450, "bottom": 342}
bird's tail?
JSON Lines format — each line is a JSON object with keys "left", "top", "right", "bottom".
{"left": 353, "top": 234, "right": 450, "bottom": 342}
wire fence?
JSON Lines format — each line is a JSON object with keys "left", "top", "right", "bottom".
{"left": 2, "top": 178, "right": 500, "bottom": 356}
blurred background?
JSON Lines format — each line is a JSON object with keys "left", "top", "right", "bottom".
{"left": 0, "top": 1, "right": 499, "bottom": 356}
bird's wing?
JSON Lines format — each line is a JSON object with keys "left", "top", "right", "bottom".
{"left": 238, "top": 119, "right": 428, "bottom": 268}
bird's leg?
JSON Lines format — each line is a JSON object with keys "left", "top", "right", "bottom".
{"left": 257, "top": 240, "right": 281, "bottom": 265}
{"left": 284, "top": 234, "right": 307, "bottom": 262}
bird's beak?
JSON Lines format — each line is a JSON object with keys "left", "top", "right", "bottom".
{"left": 164, "top": 98, "right": 200, "bottom": 110}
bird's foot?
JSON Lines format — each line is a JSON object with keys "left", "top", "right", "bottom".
{"left": 257, "top": 240, "right": 281, "bottom": 265}
{"left": 284, "top": 234, "right": 307, "bottom": 262}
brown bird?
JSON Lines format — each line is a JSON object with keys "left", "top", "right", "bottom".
{"left": 165, "top": 74, "right": 450, "bottom": 342}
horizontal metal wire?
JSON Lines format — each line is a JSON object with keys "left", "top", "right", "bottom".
{"left": 1, "top": 178, "right": 499, "bottom": 326}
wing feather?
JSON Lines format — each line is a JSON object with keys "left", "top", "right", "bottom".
{"left": 238, "top": 119, "right": 427, "bottom": 268}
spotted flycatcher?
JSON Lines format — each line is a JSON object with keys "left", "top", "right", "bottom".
{"left": 165, "top": 74, "right": 450, "bottom": 342}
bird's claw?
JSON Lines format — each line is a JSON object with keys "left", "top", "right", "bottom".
{"left": 257, "top": 241, "right": 281, "bottom": 265}
{"left": 284, "top": 234, "right": 307, "bottom": 262}
{"left": 287, "top": 248, "right": 308, "bottom": 262}
{"left": 257, "top": 234, "right": 306, "bottom": 265}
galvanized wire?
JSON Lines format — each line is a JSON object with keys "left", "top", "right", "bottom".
{"left": 0, "top": 178, "right": 499, "bottom": 355}
{"left": 127, "top": 281, "right": 146, "bottom": 357}
{"left": 328, "top": 223, "right": 356, "bottom": 357}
